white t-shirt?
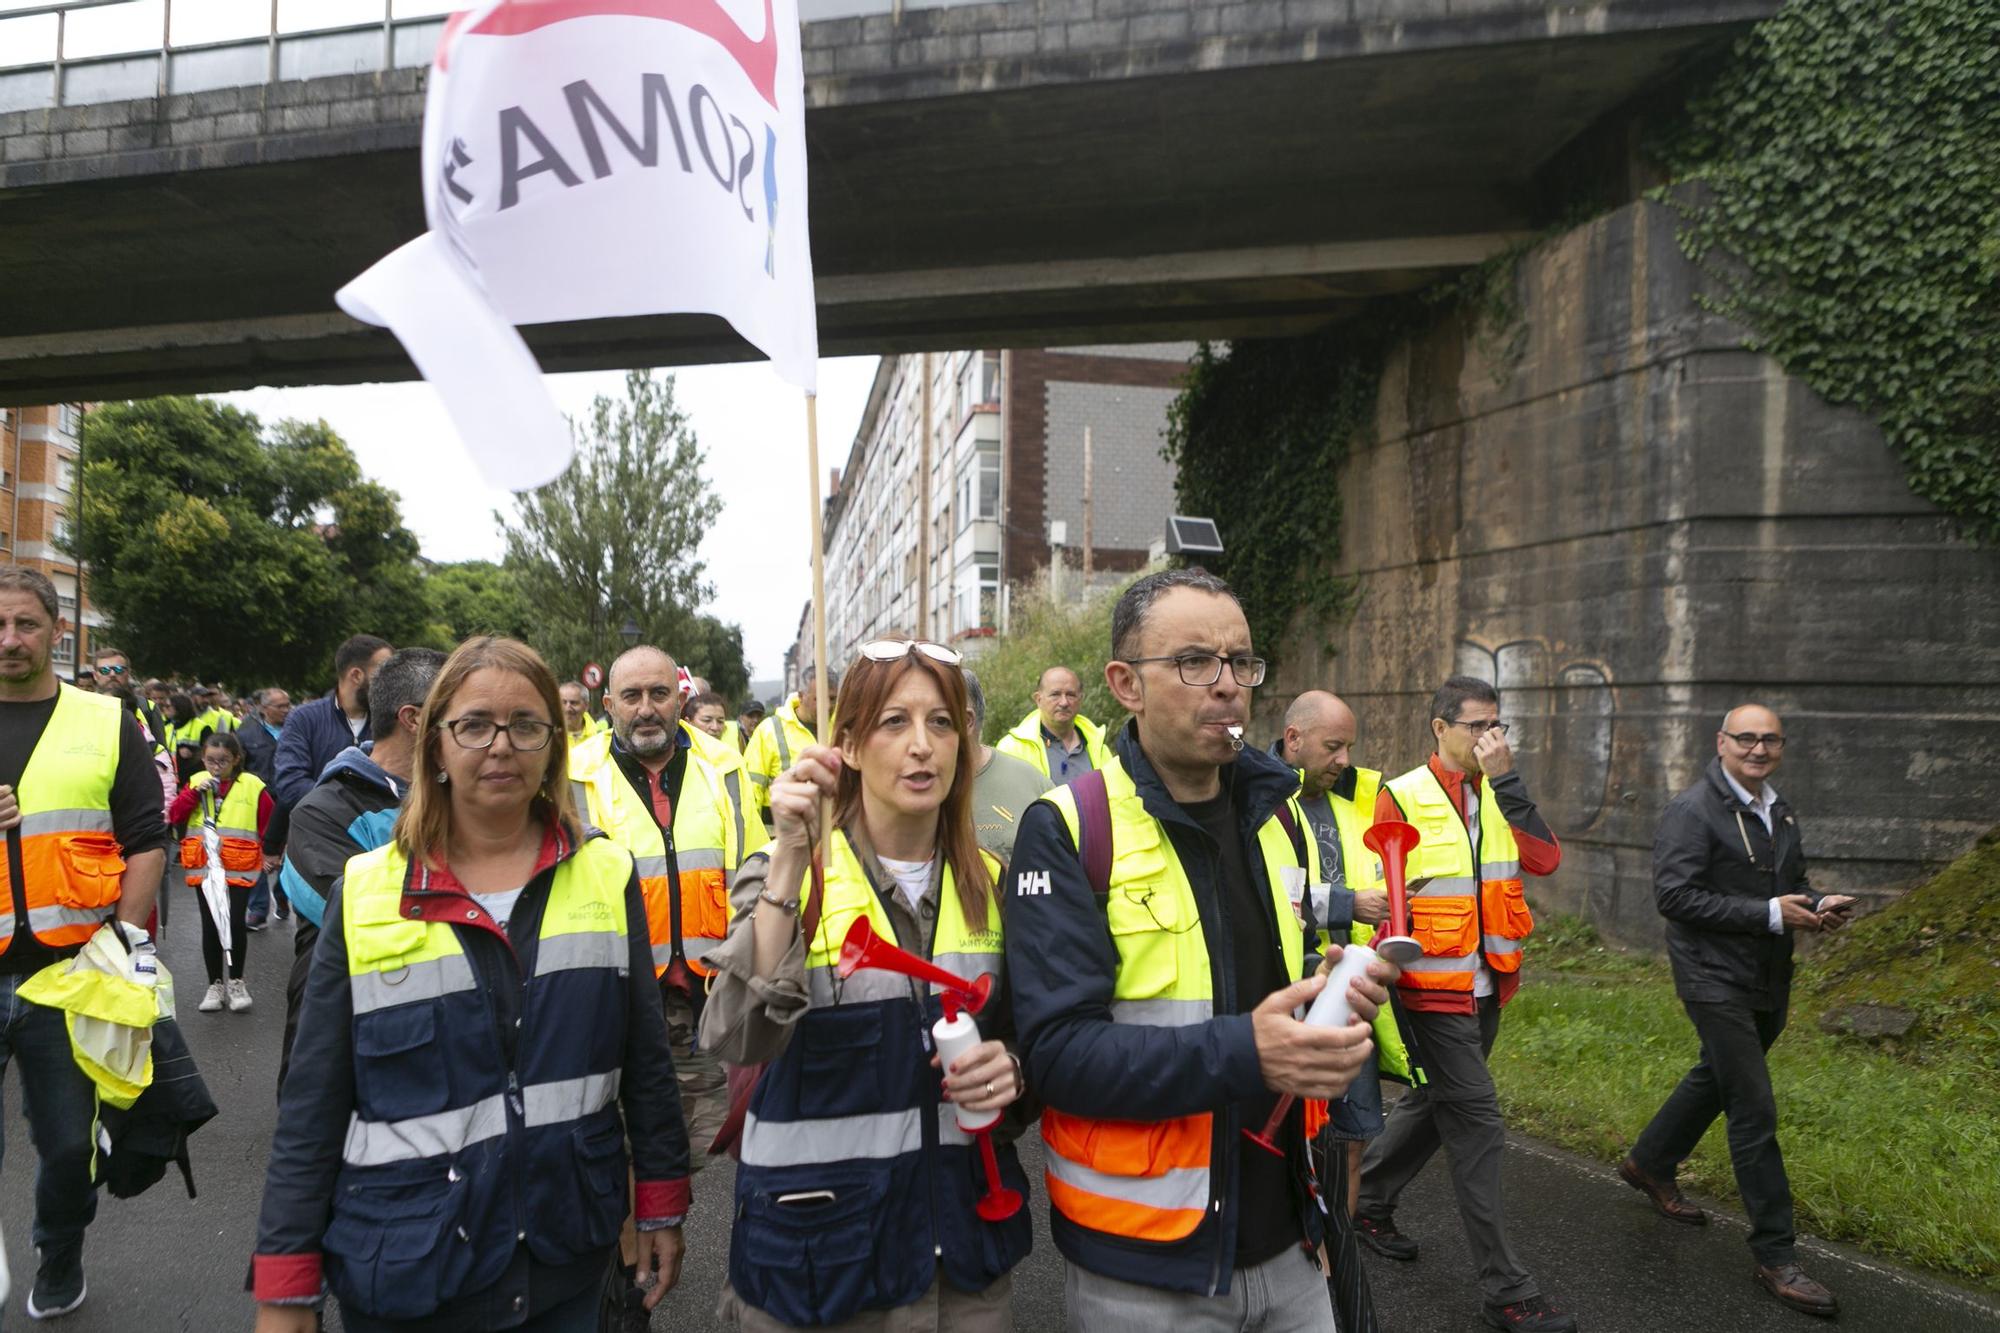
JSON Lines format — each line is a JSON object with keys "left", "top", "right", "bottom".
{"left": 346, "top": 711, "right": 366, "bottom": 742}
{"left": 879, "top": 856, "right": 933, "bottom": 914}
{"left": 474, "top": 887, "right": 526, "bottom": 930}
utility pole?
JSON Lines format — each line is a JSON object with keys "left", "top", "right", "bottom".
{"left": 918, "top": 353, "right": 932, "bottom": 640}
{"left": 1082, "top": 426, "right": 1094, "bottom": 581}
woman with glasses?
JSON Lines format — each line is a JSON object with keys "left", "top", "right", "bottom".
{"left": 251, "top": 637, "right": 692, "bottom": 1333}
{"left": 701, "top": 639, "right": 1032, "bottom": 1332}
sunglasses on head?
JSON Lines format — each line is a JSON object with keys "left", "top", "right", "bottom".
{"left": 858, "top": 639, "right": 963, "bottom": 666}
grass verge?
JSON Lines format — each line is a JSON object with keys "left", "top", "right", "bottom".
{"left": 1490, "top": 910, "right": 2000, "bottom": 1291}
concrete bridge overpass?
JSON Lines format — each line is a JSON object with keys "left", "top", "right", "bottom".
{"left": 0, "top": 0, "right": 1776, "bottom": 405}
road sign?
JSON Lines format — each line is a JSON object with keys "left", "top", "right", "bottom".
{"left": 582, "top": 662, "right": 604, "bottom": 689}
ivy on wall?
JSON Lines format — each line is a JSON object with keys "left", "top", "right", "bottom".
{"left": 1657, "top": 0, "right": 2000, "bottom": 539}
{"left": 1166, "top": 0, "right": 1998, "bottom": 659}
{"left": 1161, "top": 323, "right": 1390, "bottom": 665}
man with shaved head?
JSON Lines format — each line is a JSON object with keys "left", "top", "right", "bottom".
{"left": 1622, "top": 704, "right": 1852, "bottom": 1318}
{"left": 568, "top": 644, "right": 767, "bottom": 1322}
{"left": 995, "top": 664, "right": 1111, "bottom": 783}
{"left": 1274, "top": 690, "right": 1406, "bottom": 1217}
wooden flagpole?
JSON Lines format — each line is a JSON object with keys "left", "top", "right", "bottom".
{"left": 804, "top": 392, "right": 831, "bottom": 916}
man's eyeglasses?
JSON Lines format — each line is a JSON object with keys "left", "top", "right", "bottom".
{"left": 443, "top": 716, "right": 556, "bottom": 752}
{"left": 97, "top": 664, "right": 128, "bottom": 676}
{"left": 859, "top": 639, "right": 963, "bottom": 666}
{"left": 1723, "top": 731, "right": 1786, "bottom": 751}
{"left": 1446, "top": 720, "right": 1511, "bottom": 738}
{"left": 1121, "top": 653, "right": 1268, "bottom": 688}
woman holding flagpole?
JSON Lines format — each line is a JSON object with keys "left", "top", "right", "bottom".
{"left": 702, "top": 640, "right": 1033, "bottom": 1332}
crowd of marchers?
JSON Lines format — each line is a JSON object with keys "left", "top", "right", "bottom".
{"left": 0, "top": 561, "right": 1851, "bottom": 1333}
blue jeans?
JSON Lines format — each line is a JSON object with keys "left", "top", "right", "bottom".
{"left": 0, "top": 972, "right": 101, "bottom": 1252}
{"left": 248, "top": 871, "right": 277, "bottom": 919}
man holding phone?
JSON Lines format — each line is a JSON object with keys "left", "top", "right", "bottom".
{"left": 1622, "top": 704, "right": 1852, "bottom": 1318}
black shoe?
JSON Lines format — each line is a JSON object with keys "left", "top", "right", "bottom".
{"left": 274, "top": 902, "right": 291, "bottom": 921}
{"left": 1483, "top": 1295, "right": 1578, "bottom": 1332}
{"left": 1354, "top": 1214, "right": 1419, "bottom": 1261}
{"left": 26, "top": 1243, "right": 87, "bottom": 1319}
{"left": 246, "top": 914, "right": 268, "bottom": 932}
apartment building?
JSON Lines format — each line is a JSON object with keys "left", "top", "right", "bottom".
{"left": 0, "top": 402, "right": 102, "bottom": 673}
{"left": 802, "top": 345, "right": 1188, "bottom": 674}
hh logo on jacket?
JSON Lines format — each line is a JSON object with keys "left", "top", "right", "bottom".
{"left": 1016, "top": 871, "right": 1051, "bottom": 897}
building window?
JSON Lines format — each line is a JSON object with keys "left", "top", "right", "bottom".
{"left": 53, "top": 633, "right": 75, "bottom": 666}
{"left": 58, "top": 404, "right": 82, "bottom": 438}
{"left": 53, "top": 510, "right": 72, "bottom": 546}
{"left": 978, "top": 447, "right": 1000, "bottom": 520}
{"left": 57, "top": 455, "right": 77, "bottom": 493}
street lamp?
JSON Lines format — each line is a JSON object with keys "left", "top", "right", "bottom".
{"left": 620, "top": 615, "right": 641, "bottom": 647}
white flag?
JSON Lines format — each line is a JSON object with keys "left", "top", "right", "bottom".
{"left": 339, "top": 0, "right": 819, "bottom": 489}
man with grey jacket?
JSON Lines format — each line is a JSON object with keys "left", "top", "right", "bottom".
{"left": 1620, "top": 704, "right": 1854, "bottom": 1318}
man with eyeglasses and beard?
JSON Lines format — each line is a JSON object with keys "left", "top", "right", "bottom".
{"left": 1620, "top": 704, "right": 1852, "bottom": 1318}
{"left": 1006, "top": 567, "right": 1397, "bottom": 1332}
{"left": 1355, "top": 675, "right": 1577, "bottom": 1332}
{"left": 567, "top": 645, "right": 765, "bottom": 1329}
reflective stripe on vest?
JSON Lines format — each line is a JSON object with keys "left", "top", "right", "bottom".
{"left": 1037, "top": 756, "right": 1305, "bottom": 1245}
{"left": 181, "top": 774, "right": 266, "bottom": 888}
{"left": 0, "top": 685, "right": 125, "bottom": 957}
{"left": 743, "top": 831, "right": 1003, "bottom": 1172}
{"left": 740, "top": 1103, "right": 975, "bottom": 1169}
{"left": 571, "top": 724, "right": 759, "bottom": 979}
{"left": 1384, "top": 765, "right": 1533, "bottom": 987}
{"left": 340, "top": 836, "right": 632, "bottom": 1170}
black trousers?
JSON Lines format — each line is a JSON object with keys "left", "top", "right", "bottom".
{"left": 277, "top": 921, "right": 320, "bottom": 1099}
{"left": 1631, "top": 998, "right": 1795, "bottom": 1265}
{"left": 1358, "top": 995, "right": 1536, "bottom": 1304}
{"left": 196, "top": 879, "right": 250, "bottom": 982}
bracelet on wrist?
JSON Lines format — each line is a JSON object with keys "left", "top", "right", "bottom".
{"left": 757, "top": 886, "right": 801, "bottom": 915}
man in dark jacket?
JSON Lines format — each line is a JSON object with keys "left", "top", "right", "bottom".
{"left": 272, "top": 648, "right": 440, "bottom": 1093}
{"left": 1622, "top": 704, "right": 1853, "bottom": 1317}
{"left": 1005, "top": 567, "right": 1394, "bottom": 1329}
{"left": 240, "top": 687, "right": 292, "bottom": 925}
{"left": 270, "top": 634, "right": 390, "bottom": 810}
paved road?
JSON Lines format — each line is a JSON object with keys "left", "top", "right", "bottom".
{"left": 5, "top": 896, "right": 1996, "bottom": 1331}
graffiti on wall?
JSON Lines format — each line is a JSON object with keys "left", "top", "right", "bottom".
{"left": 1455, "top": 638, "right": 1615, "bottom": 835}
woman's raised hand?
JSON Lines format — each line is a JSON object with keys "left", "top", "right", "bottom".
{"left": 769, "top": 744, "right": 842, "bottom": 854}
{"left": 936, "top": 1039, "right": 1023, "bottom": 1118}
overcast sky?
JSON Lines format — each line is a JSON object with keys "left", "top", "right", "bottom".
{"left": 216, "top": 357, "right": 879, "bottom": 683}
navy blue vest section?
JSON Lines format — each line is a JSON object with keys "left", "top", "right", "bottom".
{"left": 326, "top": 926, "right": 633, "bottom": 1319}
{"left": 730, "top": 990, "right": 1032, "bottom": 1325}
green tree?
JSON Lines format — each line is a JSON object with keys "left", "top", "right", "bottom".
{"left": 76, "top": 398, "right": 429, "bottom": 690}
{"left": 499, "top": 370, "right": 747, "bottom": 687}
{"left": 423, "top": 559, "right": 532, "bottom": 646}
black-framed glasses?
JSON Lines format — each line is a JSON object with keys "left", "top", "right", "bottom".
{"left": 1723, "top": 731, "right": 1786, "bottom": 751}
{"left": 1447, "top": 720, "right": 1511, "bottom": 738}
{"left": 859, "top": 639, "right": 963, "bottom": 666}
{"left": 1121, "top": 653, "right": 1267, "bottom": 687}
{"left": 443, "top": 716, "right": 556, "bottom": 752}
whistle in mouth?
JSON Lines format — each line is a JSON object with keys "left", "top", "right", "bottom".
{"left": 1227, "top": 725, "right": 1245, "bottom": 752}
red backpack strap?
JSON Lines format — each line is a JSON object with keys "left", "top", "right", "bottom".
{"left": 1273, "top": 800, "right": 1308, "bottom": 869}
{"left": 1070, "top": 770, "right": 1113, "bottom": 903}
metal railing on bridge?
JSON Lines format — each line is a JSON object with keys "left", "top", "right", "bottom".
{"left": 0, "top": 0, "right": 989, "bottom": 116}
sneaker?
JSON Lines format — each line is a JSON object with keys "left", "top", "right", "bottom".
{"left": 1483, "top": 1295, "right": 1578, "bottom": 1332}
{"left": 274, "top": 900, "right": 292, "bottom": 921}
{"left": 226, "top": 979, "right": 253, "bottom": 1012}
{"left": 1354, "top": 1213, "right": 1420, "bottom": 1261}
{"left": 197, "top": 982, "right": 226, "bottom": 1013}
{"left": 25, "top": 1243, "right": 87, "bottom": 1319}
{"left": 246, "top": 914, "right": 268, "bottom": 932}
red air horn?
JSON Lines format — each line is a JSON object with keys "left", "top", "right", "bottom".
{"left": 1362, "top": 819, "right": 1424, "bottom": 966}
{"left": 1243, "top": 819, "right": 1425, "bottom": 1157}
{"left": 836, "top": 917, "right": 1022, "bottom": 1221}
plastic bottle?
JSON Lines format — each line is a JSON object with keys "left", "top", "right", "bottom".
{"left": 1302, "top": 941, "right": 1380, "bottom": 1030}
{"left": 932, "top": 1012, "right": 1000, "bottom": 1132}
